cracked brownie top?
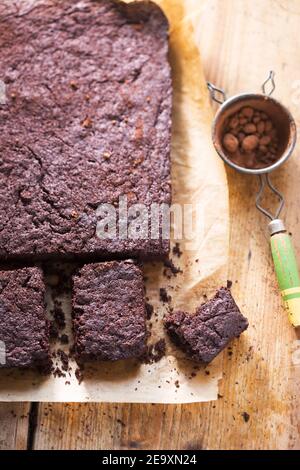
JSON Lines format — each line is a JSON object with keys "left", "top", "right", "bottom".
{"left": 0, "top": 0, "right": 172, "bottom": 261}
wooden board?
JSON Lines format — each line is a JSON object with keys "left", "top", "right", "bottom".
{"left": 0, "top": 403, "right": 30, "bottom": 450}
{"left": 1, "top": 0, "right": 300, "bottom": 450}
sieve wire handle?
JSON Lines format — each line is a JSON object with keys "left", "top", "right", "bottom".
{"left": 207, "top": 82, "right": 227, "bottom": 105}
{"left": 269, "top": 221, "right": 300, "bottom": 327}
{"left": 207, "top": 71, "right": 275, "bottom": 104}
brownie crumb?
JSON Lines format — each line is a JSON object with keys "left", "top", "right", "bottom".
{"left": 57, "top": 349, "right": 69, "bottom": 372}
{"left": 172, "top": 243, "right": 183, "bottom": 258}
{"left": 163, "top": 259, "right": 183, "bottom": 278}
{"left": 145, "top": 303, "right": 154, "bottom": 320}
{"left": 53, "top": 367, "right": 66, "bottom": 378}
{"left": 142, "top": 339, "right": 166, "bottom": 364}
{"left": 44, "top": 263, "right": 72, "bottom": 297}
{"left": 227, "top": 280, "right": 233, "bottom": 289}
{"left": 242, "top": 412, "right": 250, "bottom": 423}
{"left": 159, "top": 287, "right": 171, "bottom": 303}
{"left": 59, "top": 334, "right": 69, "bottom": 345}
{"left": 117, "top": 419, "right": 126, "bottom": 428}
{"left": 51, "top": 301, "right": 66, "bottom": 330}
{"left": 75, "top": 367, "right": 84, "bottom": 384}
{"left": 49, "top": 322, "right": 59, "bottom": 340}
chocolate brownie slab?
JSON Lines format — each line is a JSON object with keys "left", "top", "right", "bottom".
{"left": 165, "top": 288, "right": 248, "bottom": 363}
{"left": 0, "top": 0, "right": 172, "bottom": 261}
{"left": 72, "top": 261, "right": 147, "bottom": 361}
{"left": 0, "top": 267, "right": 51, "bottom": 370}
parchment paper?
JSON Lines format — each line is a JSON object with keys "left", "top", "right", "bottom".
{"left": 0, "top": 0, "right": 229, "bottom": 403}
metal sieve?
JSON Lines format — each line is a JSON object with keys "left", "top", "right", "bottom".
{"left": 208, "top": 72, "right": 300, "bottom": 327}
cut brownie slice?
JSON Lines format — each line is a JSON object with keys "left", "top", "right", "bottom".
{"left": 72, "top": 261, "right": 147, "bottom": 361}
{"left": 0, "top": 267, "right": 51, "bottom": 370}
{"left": 0, "top": 0, "right": 172, "bottom": 262}
{"left": 165, "top": 288, "right": 248, "bottom": 363}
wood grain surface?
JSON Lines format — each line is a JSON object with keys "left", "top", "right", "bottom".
{"left": 0, "top": 403, "right": 30, "bottom": 450}
{"left": 1, "top": 0, "right": 300, "bottom": 450}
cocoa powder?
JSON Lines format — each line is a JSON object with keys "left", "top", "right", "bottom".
{"left": 222, "top": 106, "right": 279, "bottom": 169}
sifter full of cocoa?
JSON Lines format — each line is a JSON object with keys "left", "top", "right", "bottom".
{"left": 208, "top": 72, "right": 300, "bottom": 327}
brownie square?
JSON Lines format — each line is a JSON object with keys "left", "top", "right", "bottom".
{"left": 0, "top": 0, "right": 172, "bottom": 262}
{"left": 72, "top": 261, "right": 147, "bottom": 361}
{"left": 165, "top": 288, "right": 248, "bottom": 363}
{"left": 0, "top": 267, "right": 51, "bottom": 370}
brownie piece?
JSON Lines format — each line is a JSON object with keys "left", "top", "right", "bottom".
{"left": 72, "top": 260, "right": 147, "bottom": 361}
{"left": 165, "top": 288, "right": 248, "bottom": 363}
{"left": 0, "top": 0, "right": 172, "bottom": 262}
{"left": 0, "top": 267, "right": 51, "bottom": 370}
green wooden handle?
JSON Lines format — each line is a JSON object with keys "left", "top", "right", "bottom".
{"left": 270, "top": 231, "right": 300, "bottom": 327}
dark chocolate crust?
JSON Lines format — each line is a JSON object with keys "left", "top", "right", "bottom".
{"left": 0, "top": 0, "right": 172, "bottom": 261}
{"left": 165, "top": 288, "right": 249, "bottom": 363}
{"left": 72, "top": 260, "right": 147, "bottom": 361}
{"left": 0, "top": 267, "right": 51, "bottom": 369}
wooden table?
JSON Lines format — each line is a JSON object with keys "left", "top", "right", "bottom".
{"left": 1, "top": 0, "right": 299, "bottom": 450}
